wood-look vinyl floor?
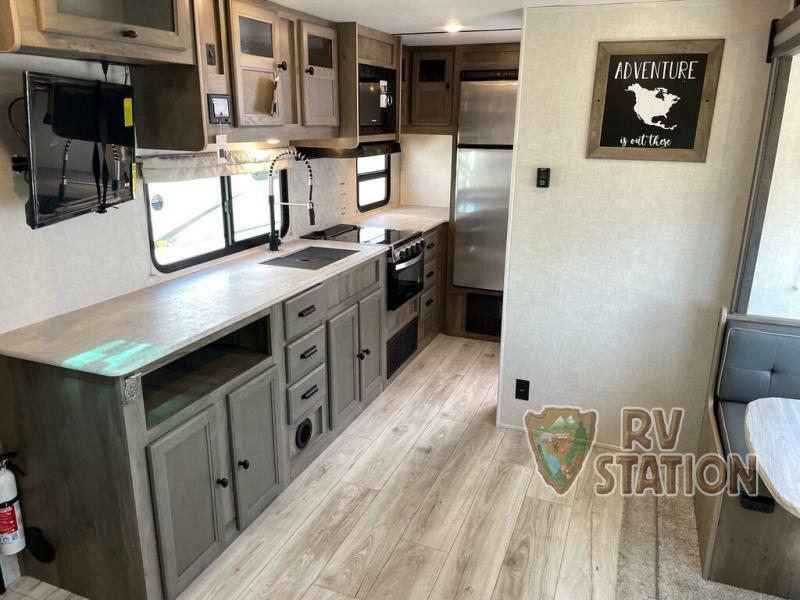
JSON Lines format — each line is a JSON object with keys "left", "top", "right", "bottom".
{"left": 12, "top": 334, "right": 623, "bottom": 600}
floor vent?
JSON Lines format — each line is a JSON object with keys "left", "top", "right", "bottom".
{"left": 387, "top": 317, "right": 418, "bottom": 379}
{"left": 465, "top": 293, "right": 503, "bottom": 337}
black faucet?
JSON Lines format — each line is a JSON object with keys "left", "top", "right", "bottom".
{"left": 267, "top": 149, "right": 315, "bottom": 251}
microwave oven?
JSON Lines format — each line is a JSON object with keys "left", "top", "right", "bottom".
{"left": 358, "top": 64, "right": 396, "bottom": 136}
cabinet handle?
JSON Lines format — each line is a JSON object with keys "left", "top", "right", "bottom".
{"left": 357, "top": 352, "right": 366, "bottom": 361}
{"left": 278, "top": 60, "right": 288, "bottom": 71}
{"left": 216, "top": 477, "right": 229, "bottom": 488}
{"left": 363, "top": 348, "right": 371, "bottom": 355}
{"left": 301, "top": 385, "right": 319, "bottom": 400}
{"left": 298, "top": 305, "right": 317, "bottom": 318}
{"left": 238, "top": 459, "right": 250, "bottom": 470}
{"left": 427, "top": 242, "right": 436, "bottom": 250}
{"left": 305, "top": 66, "right": 315, "bottom": 76}
{"left": 445, "top": 82, "right": 451, "bottom": 90}
{"left": 426, "top": 271, "right": 435, "bottom": 279}
{"left": 121, "top": 29, "right": 138, "bottom": 39}
{"left": 300, "top": 346, "right": 319, "bottom": 360}
{"left": 425, "top": 299, "right": 435, "bottom": 307}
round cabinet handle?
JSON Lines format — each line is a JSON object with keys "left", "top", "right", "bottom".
{"left": 238, "top": 459, "right": 250, "bottom": 470}
{"left": 305, "top": 66, "right": 315, "bottom": 76}
{"left": 363, "top": 348, "right": 371, "bottom": 355}
{"left": 278, "top": 60, "right": 288, "bottom": 71}
{"left": 357, "top": 352, "right": 366, "bottom": 361}
{"left": 121, "top": 29, "right": 138, "bottom": 39}
{"left": 216, "top": 477, "right": 230, "bottom": 488}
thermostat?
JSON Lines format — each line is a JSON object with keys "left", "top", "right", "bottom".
{"left": 207, "top": 94, "right": 231, "bottom": 125}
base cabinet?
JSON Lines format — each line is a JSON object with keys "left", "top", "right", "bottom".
{"left": 148, "top": 364, "right": 283, "bottom": 599}
{"left": 327, "top": 304, "right": 360, "bottom": 430}
{"left": 147, "top": 406, "right": 229, "bottom": 600}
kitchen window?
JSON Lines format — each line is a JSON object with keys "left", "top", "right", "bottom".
{"left": 146, "top": 172, "right": 289, "bottom": 272}
{"left": 357, "top": 154, "right": 391, "bottom": 211}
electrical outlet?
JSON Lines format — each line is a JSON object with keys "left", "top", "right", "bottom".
{"left": 515, "top": 379, "right": 530, "bottom": 401}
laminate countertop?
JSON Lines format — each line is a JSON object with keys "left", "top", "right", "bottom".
{"left": 0, "top": 240, "right": 387, "bottom": 378}
{"left": 351, "top": 205, "right": 449, "bottom": 232}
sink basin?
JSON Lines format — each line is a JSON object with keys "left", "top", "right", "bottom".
{"left": 260, "top": 246, "right": 359, "bottom": 270}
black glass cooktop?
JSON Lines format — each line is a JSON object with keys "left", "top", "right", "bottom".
{"left": 303, "top": 224, "right": 418, "bottom": 246}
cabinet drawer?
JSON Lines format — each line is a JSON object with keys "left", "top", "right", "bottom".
{"left": 286, "top": 325, "right": 326, "bottom": 383}
{"left": 284, "top": 284, "right": 328, "bottom": 340}
{"left": 424, "top": 228, "right": 441, "bottom": 261}
{"left": 421, "top": 286, "right": 438, "bottom": 320}
{"left": 423, "top": 256, "right": 438, "bottom": 290}
{"left": 328, "top": 258, "right": 381, "bottom": 310}
{"left": 287, "top": 364, "right": 328, "bottom": 424}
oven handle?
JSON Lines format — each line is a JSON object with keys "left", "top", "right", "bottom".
{"left": 392, "top": 254, "right": 423, "bottom": 271}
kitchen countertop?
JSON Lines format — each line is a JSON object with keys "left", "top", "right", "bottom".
{"left": 0, "top": 240, "right": 387, "bottom": 378}
{"left": 351, "top": 205, "right": 449, "bottom": 232}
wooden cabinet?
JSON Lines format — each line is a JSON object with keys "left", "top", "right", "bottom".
{"left": 148, "top": 405, "right": 228, "bottom": 600}
{"left": 227, "top": 365, "right": 282, "bottom": 530}
{"left": 327, "top": 303, "right": 360, "bottom": 430}
{"left": 327, "top": 289, "right": 384, "bottom": 430}
{"left": 1, "top": 0, "right": 194, "bottom": 63}
{"left": 228, "top": 0, "right": 284, "bottom": 127}
{"left": 298, "top": 20, "right": 339, "bottom": 127}
{"left": 410, "top": 50, "right": 454, "bottom": 127}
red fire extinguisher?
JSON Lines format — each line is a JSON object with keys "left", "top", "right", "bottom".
{"left": 0, "top": 453, "right": 25, "bottom": 556}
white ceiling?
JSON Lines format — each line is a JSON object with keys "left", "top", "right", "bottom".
{"left": 280, "top": 0, "right": 677, "bottom": 45}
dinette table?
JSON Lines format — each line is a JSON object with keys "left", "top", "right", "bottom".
{"left": 745, "top": 397, "right": 800, "bottom": 518}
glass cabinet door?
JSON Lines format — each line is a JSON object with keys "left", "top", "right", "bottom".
{"left": 36, "top": 0, "right": 192, "bottom": 52}
{"left": 298, "top": 21, "right": 338, "bottom": 127}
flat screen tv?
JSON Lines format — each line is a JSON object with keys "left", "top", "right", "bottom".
{"left": 23, "top": 71, "right": 136, "bottom": 229}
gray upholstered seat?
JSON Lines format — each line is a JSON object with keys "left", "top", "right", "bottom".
{"left": 715, "top": 323, "right": 800, "bottom": 499}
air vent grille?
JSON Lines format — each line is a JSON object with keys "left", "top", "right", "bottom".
{"left": 387, "top": 318, "right": 418, "bottom": 379}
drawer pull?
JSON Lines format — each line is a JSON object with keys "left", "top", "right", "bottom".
{"left": 426, "top": 242, "right": 436, "bottom": 250}
{"left": 425, "top": 299, "right": 435, "bottom": 307}
{"left": 300, "top": 346, "right": 319, "bottom": 360}
{"left": 426, "top": 271, "right": 435, "bottom": 279}
{"left": 121, "top": 29, "right": 138, "bottom": 39}
{"left": 216, "top": 477, "right": 229, "bottom": 488}
{"left": 301, "top": 385, "right": 320, "bottom": 400}
{"left": 238, "top": 459, "right": 250, "bottom": 470}
{"left": 298, "top": 305, "right": 317, "bottom": 318}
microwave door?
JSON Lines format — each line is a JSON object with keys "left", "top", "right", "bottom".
{"left": 359, "top": 82, "right": 383, "bottom": 126}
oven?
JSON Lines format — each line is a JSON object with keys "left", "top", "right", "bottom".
{"left": 359, "top": 64, "right": 396, "bottom": 136}
{"left": 387, "top": 242, "right": 425, "bottom": 311}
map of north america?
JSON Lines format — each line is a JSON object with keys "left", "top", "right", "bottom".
{"left": 625, "top": 83, "right": 681, "bottom": 131}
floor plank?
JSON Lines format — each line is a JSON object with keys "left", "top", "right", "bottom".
{"left": 364, "top": 540, "right": 447, "bottom": 600}
{"left": 182, "top": 433, "right": 372, "bottom": 600}
{"left": 300, "top": 585, "right": 355, "bottom": 600}
{"left": 347, "top": 335, "right": 461, "bottom": 440}
{"left": 238, "top": 482, "right": 377, "bottom": 600}
{"left": 403, "top": 399, "right": 506, "bottom": 550}
{"left": 437, "top": 342, "right": 500, "bottom": 423}
{"left": 491, "top": 497, "right": 572, "bottom": 600}
{"left": 428, "top": 460, "right": 532, "bottom": 600}
{"left": 317, "top": 416, "right": 466, "bottom": 597}
{"left": 342, "top": 338, "right": 485, "bottom": 490}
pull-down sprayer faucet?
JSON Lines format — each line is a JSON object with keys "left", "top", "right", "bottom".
{"left": 267, "top": 149, "right": 315, "bottom": 251}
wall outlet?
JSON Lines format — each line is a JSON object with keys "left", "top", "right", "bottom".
{"left": 515, "top": 379, "right": 530, "bottom": 401}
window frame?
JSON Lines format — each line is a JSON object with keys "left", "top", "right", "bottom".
{"left": 145, "top": 171, "right": 290, "bottom": 273}
{"left": 356, "top": 154, "right": 391, "bottom": 212}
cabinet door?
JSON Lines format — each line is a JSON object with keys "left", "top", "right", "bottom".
{"left": 227, "top": 366, "right": 283, "bottom": 529}
{"left": 298, "top": 21, "right": 339, "bottom": 127}
{"left": 327, "top": 304, "right": 359, "bottom": 430}
{"left": 411, "top": 50, "right": 454, "bottom": 127}
{"left": 36, "top": 0, "right": 192, "bottom": 52}
{"left": 148, "top": 406, "right": 227, "bottom": 600}
{"left": 228, "top": 0, "right": 285, "bottom": 126}
{"left": 358, "top": 289, "right": 383, "bottom": 405}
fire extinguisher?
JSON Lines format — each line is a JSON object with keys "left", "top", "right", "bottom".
{"left": 0, "top": 452, "right": 25, "bottom": 594}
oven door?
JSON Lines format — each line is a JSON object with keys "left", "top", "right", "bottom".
{"left": 388, "top": 253, "right": 424, "bottom": 311}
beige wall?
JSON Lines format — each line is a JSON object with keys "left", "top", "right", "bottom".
{"left": 399, "top": 133, "right": 453, "bottom": 208}
{"left": 749, "top": 57, "right": 800, "bottom": 320}
{"left": 498, "top": 0, "right": 790, "bottom": 451}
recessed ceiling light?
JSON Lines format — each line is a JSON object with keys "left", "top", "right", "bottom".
{"left": 444, "top": 21, "right": 463, "bottom": 33}
{"left": 266, "top": 138, "right": 281, "bottom": 144}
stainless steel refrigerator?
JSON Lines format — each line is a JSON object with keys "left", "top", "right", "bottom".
{"left": 453, "top": 71, "right": 518, "bottom": 292}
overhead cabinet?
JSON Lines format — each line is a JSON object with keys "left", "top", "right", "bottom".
{"left": 410, "top": 50, "right": 454, "bottom": 127}
{"left": 299, "top": 21, "right": 339, "bottom": 126}
{"left": 1, "top": 0, "right": 194, "bottom": 63}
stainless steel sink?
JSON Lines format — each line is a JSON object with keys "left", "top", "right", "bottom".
{"left": 260, "top": 246, "right": 359, "bottom": 270}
